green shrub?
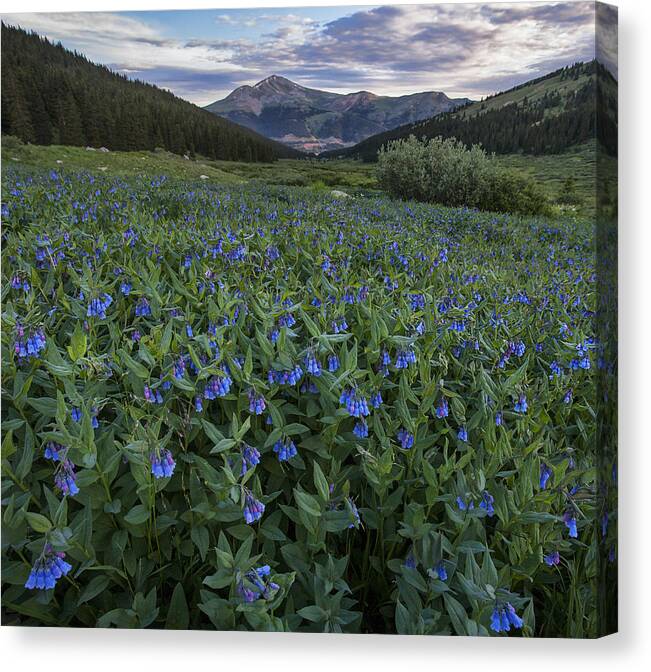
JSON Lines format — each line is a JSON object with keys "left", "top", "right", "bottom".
{"left": 376, "top": 135, "right": 549, "bottom": 215}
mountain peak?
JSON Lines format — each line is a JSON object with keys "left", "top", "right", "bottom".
{"left": 254, "top": 74, "right": 297, "bottom": 91}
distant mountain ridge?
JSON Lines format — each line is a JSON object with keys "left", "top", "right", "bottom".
{"left": 205, "top": 75, "right": 472, "bottom": 153}
{"left": 323, "top": 60, "right": 618, "bottom": 161}
{"left": 1, "top": 24, "right": 300, "bottom": 162}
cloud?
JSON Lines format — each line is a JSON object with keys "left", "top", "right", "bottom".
{"left": 2, "top": 2, "right": 599, "bottom": 105}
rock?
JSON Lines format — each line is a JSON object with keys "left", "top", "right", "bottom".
{"left": 199, "top": 175, "right": 209, "bottom": 180}
{"left": 98, "top": 166, "right": 108, "bottom": 171}
{"left": 183, "top": 154, "right": 190, "bottom": 160}
{"left": 85, "top": 146, "right": 96, "bottom": 151}
{"left": 56, "top": 160, "right": 63, "bottom": 164}
{"left": 98, "top": 147, "right": 110, "bottom": 153}
{"left": 331, "top": 189, "right": 351, "bottom": 199}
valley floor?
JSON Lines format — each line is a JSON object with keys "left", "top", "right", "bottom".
{"left": 1, "top": 138, "right": 611, "bottom": 217}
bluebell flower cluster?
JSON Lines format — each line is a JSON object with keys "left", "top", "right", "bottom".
{"left": 397, "top": 428, "right": 414, "bottom": 450}
{"left": 135, "top": 297, "right": 151, "bottom": 317}
{"left": 203, "top": 373, "right": 232, "bottom": 399}
{"left": 490, "top": 603, "right": 524, "bottom": 633}
{"left": 243, "top": 491, "right": 265, "bottom": 524}
{"left": 435, "top": 398, "right": 449, "bottom": 419}
{"left": 241, "top": 444, "right": 261, "bottom": 475}
{"left": 54, "top": 458, "right": 79, "bottom": 496}
{"left": 14, "top": 325, "right": 46, "bottom": 361}
{"left": 340, "top": 388, "right": 370, "bottom": 417}
{"left": 11, "top": 275, "right": 30, "bottom": 292}
{"left": 150, "top": 449, "right": 176, "bottom": 479}
{"left": 370, "top": 391, "right": 383, "bottom": 409}
{"left": 248, "top": 389, "right": 266, "bottom": 415}
{"left": 395, "top": 348, "right": 417, "bottom": 369}
{"left": 237, "top": 565, "right": 280, "bottom": 603}
{"left": 268, "top": 365, "right": 303, "bottom": 386}
{"left": 304, "top": 352, "right": 321, "bottom": 376}
{"left": 409, "top": 293, "right": 425, "bottom": 310}
{"left": 514, "top": 394, "right": 528, "bottom": 413}
{"left": 87, "top": 293, "right": 113, "bottom": 319}
{"left": 273, "top": 438, "right": 297, "bottom": 462}
{"left": 44, "top": 441, "right": 63, "bottom": 461}
{"left": 353, "top": 419, "right": 369, "bottom": 438}
{"left": 144, "top": 384, "right": 163, "bottom": 404}
{"left": 458, "top": 427, "right": 468, "bottom": 442}
{"left": 327, "top": 354, "right": 340, "bottom": 372}
{"left": 331, "top": 317, "right": 348, "bottom": 334}
{"left": 24, "top": 545, "right": 72, "bottom": 591}
{"left": 479, "top": 491, "right": 495, "bottom": 516}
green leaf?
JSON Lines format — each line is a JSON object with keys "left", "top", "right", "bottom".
{"left": 25, "top": 512, "right": 52, "bottom": 533}
{"left": 165, "top": 583, "right": 190, "bottom": 629}
{"left": 123, "top": 504, "right": 150, "bottom": 525}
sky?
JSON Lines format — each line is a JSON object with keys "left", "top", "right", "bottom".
{"left": 2, "top": 2, "right": 607, "bottom": 107}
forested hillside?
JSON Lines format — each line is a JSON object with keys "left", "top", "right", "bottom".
{"left": 1, "top": 24, "right": 300, "bottom": 161}
{"left": 326, "top": 61, "right": 617, "bottom": 161}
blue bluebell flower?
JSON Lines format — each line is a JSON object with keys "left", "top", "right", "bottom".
{"left": 24, "top": 545, "right": 72, "bottom": 591}
{"left": 435, "top": 397, "right": 449, "bottom": 419}
{"left": 433, "top": 561, "right": 447, "bottom": 581}
{"left": 540, "top": 463, "right": 552, "bottom": 489}
{"left": 396, "top": 428, "right": 414, "bottom": 449}
{"left": 328, "top": 354, "right": 340, "bottom": 372}
{"left": 458, "top": 427, "right": 468, "bottom": 442}
{"left": 203, "top": 373, "right": 232, "bottom": 399}
{"left": 544, "top": 551, "right": 561, "bottom": 566}
{"left": 490, "top": 602, "right": 523, "bottom": 633}
{"left": 353, "top": 419, "right": 369, "bottom": 438}
{"left": 304, "top": 352, "right": 322, "bottom": 376}
{"left": 563, "top": 510, "right": 578, "bottom": 538}
{"left": 248, "top": 389, "right": 266, "bottom": 415}
{"left": 479, "top": 491, "right": 495, "bottom": 517}
{"left": 150, "top": 448, "right": 176, "bottom": 479}
{"left": 273, "top": 438, "right": 297, "bottom": 462}
{"left": 241, "top": 444, "right": 261, "bottom": 475}
{"left": 514, "top": 394, "right": 528, "bottom": 413}
{"left": 44, "top": 442, "right": 63, "bottom": 461}
{"left": 54, "top": 457, "right": 79, "bottom": 496}
{"left": 87, "top": 293, "right": 113, "bottom": 319}
{"left": 340, "top": 388, "right": 370, "bottom": 417}
{"left": 135, "top": 297, "right": 151, "bottom": 317}
{"left": 243, "top": 491, "right": 265, "bottom": 524}
{"left": 14, "top": 325, "right": 47, "bottom": 361}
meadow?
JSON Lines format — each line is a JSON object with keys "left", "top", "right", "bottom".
{"left": 1, "top": 166, "right": 615, "bottom": 636}
{"left": 2, "top": 137, "right": 602, "bottom": 214}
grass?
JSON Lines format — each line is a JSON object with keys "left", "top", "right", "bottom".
{"left": 2, "top": 136, "right": 613, "bottom": 216}
{"left": 1, "top": 138, "right": 377, "bottom": 191}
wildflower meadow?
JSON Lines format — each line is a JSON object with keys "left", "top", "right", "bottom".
{"left": 1, "top": 169, "right": 616, "bottom": 636}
